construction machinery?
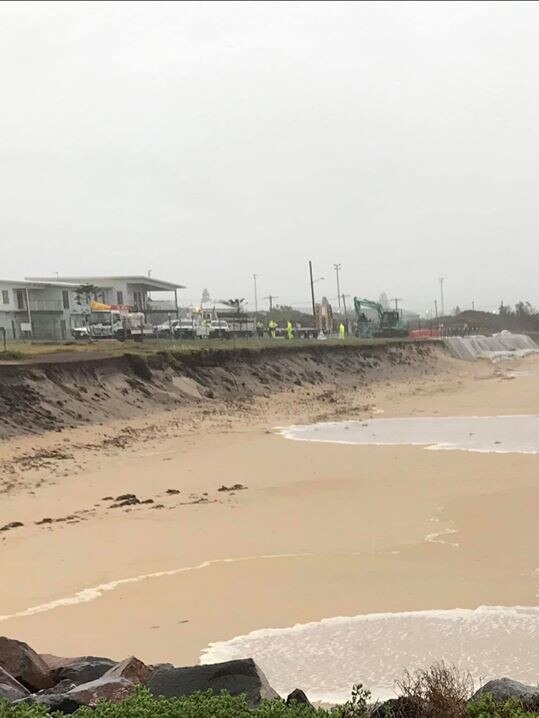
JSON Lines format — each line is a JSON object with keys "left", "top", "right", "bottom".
{"left": 353, "top": 297, "right": 409, "bottom": 338}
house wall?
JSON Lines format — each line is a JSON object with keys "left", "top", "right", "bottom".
{"left": 0, "top": 283, "right": 87, "bottom": 340}
{"left": 0, "top": 283, "right": 29, "bottom": 339}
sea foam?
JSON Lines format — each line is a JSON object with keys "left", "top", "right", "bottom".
{"left": 201, "top": 605, "right": 539, "bottom": 703}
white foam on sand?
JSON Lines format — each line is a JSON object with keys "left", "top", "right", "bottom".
{"left": 424, "top": 526, "right": 460, "bottom": 548}
{"left": 0, "top": 553, "right": 313, "bottom": 623}
{"left": 200, "top": 605, "right": 539, "bottom": 703}
{"left": 280, "top": 415, "right": 539, "bottom": 454}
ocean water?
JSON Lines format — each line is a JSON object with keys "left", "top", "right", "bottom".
{"left": 205, "top": 412, "right": 539, "bottom": 702}
{"left": 280, "top": 415, "right": 539, "bottom": 454}
{"left": 201, "top": 605, "right": 539, "bottom": 703}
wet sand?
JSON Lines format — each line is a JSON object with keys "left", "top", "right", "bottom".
{"left": 0, "top": 352, "right": 538, "bottom": 694}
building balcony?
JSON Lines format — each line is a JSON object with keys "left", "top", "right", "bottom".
{"left": 28, "top": 300, "right": 63, "bottom": 312}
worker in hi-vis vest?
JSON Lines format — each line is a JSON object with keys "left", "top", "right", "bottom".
{"left": 268, "top": 319, "right": 278, "bottom": 338}
{"left": 339, "top": 322, "right": 345, "bottom": 339}
{"left": 287, "top": 320, "right": 294, "bottom": 340}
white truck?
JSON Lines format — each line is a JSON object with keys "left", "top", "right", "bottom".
{"left": 73, "top": 309, "right": 154, "bottom": 342}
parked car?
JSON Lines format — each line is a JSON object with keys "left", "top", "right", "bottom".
{"left": 173, "top": 319, "right": 197, "bottom": 339}
{"left": 154, "top": 319, "right": 180, "bottom": 337}
{"left": 209, "top": 320, "right": 230, "bottom": 338}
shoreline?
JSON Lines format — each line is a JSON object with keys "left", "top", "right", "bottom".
{"left": 0, "top": 348, "right": 538, "bottom": 700}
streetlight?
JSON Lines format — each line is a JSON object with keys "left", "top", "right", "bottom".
{"left": 333, "top": 264, "right": 342, "bottom": 310}
{"left": 438, "top": 277, "right": 445, "bottom": 316}
{"left": 253, "top": 274, "right": 259, "bottom": 316}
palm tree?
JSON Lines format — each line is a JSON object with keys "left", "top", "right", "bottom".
{"left": 75, "top": 284, "right": 102, "bottom": 306}
{"left": 221, "top": 298, "right": 245, "bottom": 314}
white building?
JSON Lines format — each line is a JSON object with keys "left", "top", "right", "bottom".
{"left": 0, "top": 279, "right": 83, "bottom": 340}
{"left": 0, "top": 275, "right": 185, "bottom": 340}
{"left": 27, "top": 275, "right": 184, "bottom": 313}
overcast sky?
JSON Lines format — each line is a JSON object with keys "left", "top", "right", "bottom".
{"left": 1, "top": 1, "right": 538, "bottom": 314}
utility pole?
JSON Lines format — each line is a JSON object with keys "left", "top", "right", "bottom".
{"left": 472, "top": 300, "right": 475, "bottom": 311}
{"left": 264, "top": 295, "right": 278, "bottom": 312}
{"left": 434, "top": 299, "right": 438, "bottom": 319}
{"left": 333, "top": 264, "right": 342, "bottom": 310}
{"left": 309, "top": 260, "right": 316, "bottom": 322}
{"left": 253, "top": 274, "right": 259, "bottom": 316}
{"left": 391, "top": 297, "right": 403, "bottom": 313}
{"left": 438, "top": 277, "right": 445, "bottom": 316}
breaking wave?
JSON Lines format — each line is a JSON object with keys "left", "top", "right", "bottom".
{"left": 280, "top": 414, "right": 539, "bottom": 454}
{"left": 201, "top": 605, "right": 539, "bottom": 703}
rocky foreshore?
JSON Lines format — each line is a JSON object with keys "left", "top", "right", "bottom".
{"left": 1, "top": 636, "right": 539, "bottom": 715}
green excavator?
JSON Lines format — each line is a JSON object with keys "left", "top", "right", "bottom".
{"left": 354, "top": 297, "right": 409, "bottom": 338}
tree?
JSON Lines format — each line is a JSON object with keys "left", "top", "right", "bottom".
{"left": 201, "top": 288, "right": 211, "bottom": 306}
{"left": 453, "top": 306, "right": 461, "bottom": 315}
{"left": 75, "top": 284, "right": 101, "bottom": 306}
{"left": 221, "top": 298, "right": 245, "bottom": 313}
{"left": 515, "top": 300, "right": 534, "bottom": 317}
{"left": 498, "top": 301, "right": 512, "bottom": 316}
{"left": 378, "top": 293, "right": 390, "bottom": 309}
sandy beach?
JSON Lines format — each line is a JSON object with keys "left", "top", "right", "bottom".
{"left": 1, "top": 347, "right": 538, "bottom": 698}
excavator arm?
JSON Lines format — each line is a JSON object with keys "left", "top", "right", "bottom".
{"left": 353, "top": 296, "right": 409, "bottom": 338}
{"left": 353, "top": 297, "right": 384, "bottom": 320}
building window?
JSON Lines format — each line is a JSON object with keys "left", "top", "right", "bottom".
{"left": 15, "top": 289, "right": 25, "bottom": 310}
{"left": 116, "top": 291, "right": 124, "bottom": 305}
{"left": 1, "top": 290, "right": 8, "bottom": 305}
{"left": 62, "top": 290, "right": 70, "bottom": 309}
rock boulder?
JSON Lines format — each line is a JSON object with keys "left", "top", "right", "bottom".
{"left": 371, "top": 697, "right": 419, "bottom": 718}
{"left": 286, "top": 688, "right": 313, "bottom": 708}
{"left": 472, "top": 678, "right": 539, "bottom": 704}
{"left": 49, "top": 657, "right": 116, "bottom": 686}
{"left": 0, "top": 666, "right": 30, "bottom": 702}
{"left": 148, "top": 658, "right": 279, "bottom": 707}
{"left": 0, "top": 637, "right": 54, "bottom": 691}
{"left": 67, "top": 676, "right": 136, "bottom": 705}
{"left": 104, "top": 656, "right": 152, "bottom": 684}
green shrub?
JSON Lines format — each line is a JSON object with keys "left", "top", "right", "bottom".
{"left": 467, "top": 694, "right": 539, "bottom": 718}
{"left": 1, "top": 681, "right": 538, "bottom": 718}
{"left": 0, "top": 350, "right": 27, "bottom": 360}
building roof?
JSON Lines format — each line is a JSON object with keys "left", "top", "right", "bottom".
{"left": 0, "top": 278, "right": 79, "bottom": 288}
{"left": 26, "top": 276, "right": 185, "bottom": 291}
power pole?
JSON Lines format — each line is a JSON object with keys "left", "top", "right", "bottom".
{"left": 253, "top": 274, "right": 258, "bottom": 316}
{"left": 264, "top": 295, "right": 278, "bottom": 312}
{"left": 434, "top": 299, "right": 438, "bottom": 319}
{"left": 333, "top": 264, "right": 342, "bottom": 310}
{"left": 308, "top": 260, "right": 316, "bottom": 322}
{"left": 391, "top": 297, "right": 403, "bottom": 313}
{"left": 472, "top": 300, "right": 475, "bottom": 311}
{"left": 438, "top": 277, "right": 445, "bottom": 316}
